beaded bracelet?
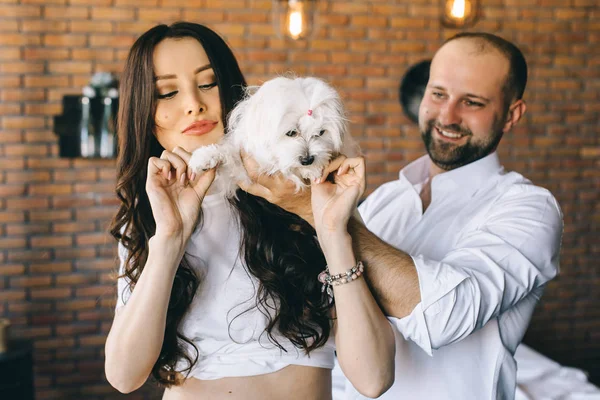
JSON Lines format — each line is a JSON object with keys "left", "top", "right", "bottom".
{"left": 318, "top": 261, "right": 365, "bottom": 298}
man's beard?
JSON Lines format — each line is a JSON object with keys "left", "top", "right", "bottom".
{"left": 420, "top": 115, "right": 504, "bottom": 171}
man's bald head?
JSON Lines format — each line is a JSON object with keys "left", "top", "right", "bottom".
{"left": 441, "top": 32, "right": 528, "bottom": 110}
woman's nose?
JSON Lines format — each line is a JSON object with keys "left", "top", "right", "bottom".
{"left": 186, "top": 92, "right": 206, "bottom": 115}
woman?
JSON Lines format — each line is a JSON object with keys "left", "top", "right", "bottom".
{"left": 105, "top": 22, "right": 394, "bottom": 400}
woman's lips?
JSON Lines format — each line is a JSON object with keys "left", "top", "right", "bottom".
{"left": 182, "top": 120, "right": 218, "bottom": 136}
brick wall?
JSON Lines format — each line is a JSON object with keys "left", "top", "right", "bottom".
{"left": 0, "top": 0, "right": 598, "bottom": 399}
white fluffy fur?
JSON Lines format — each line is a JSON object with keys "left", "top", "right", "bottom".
{"left": 189, "top": 76, "right": 359, "bottom": 196}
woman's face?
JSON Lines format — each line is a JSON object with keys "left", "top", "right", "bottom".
{"left": 153, "top": 37, "right": 224, "bottom": 152}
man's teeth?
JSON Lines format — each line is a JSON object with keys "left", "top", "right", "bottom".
{"left": 438, "top": 129, "right": 463, "bottom": 138}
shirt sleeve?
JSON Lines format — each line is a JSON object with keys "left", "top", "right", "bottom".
{"left": 389, "top": 184, "right": 563, "bottom": 356}
{"left": 115, "top": 241, "right": 133, "bottom": 311}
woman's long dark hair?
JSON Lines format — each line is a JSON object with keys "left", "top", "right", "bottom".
{"left": 109, "top": 22, "right": 331, "bottom": 387}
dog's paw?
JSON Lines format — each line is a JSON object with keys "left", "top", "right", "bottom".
{"left": 188, "top": 145, "right": 222, "bottom": 173}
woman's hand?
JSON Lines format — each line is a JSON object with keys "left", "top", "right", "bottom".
{"left": 146, "top": 146, "right": 216, "bottom": 243}
{"left": 311, "top": 156, "right": 366, "bottom": 237}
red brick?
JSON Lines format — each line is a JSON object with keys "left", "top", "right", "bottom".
{"left": 52, "top": 197, "right": 96, "bottom": 208}
{"left": 48, "top": 61, "right": 93, "bottom": 74}
{"left": 351, "top": 15, "right": 388, "bottom": 28}
{"left": 43, "top": 34, "right": 87, "bottom": 47}
{"left": 8, "top": 250, "right": 51, "bottom": 262}
{"left": 0, "top": 291, "right": 26, "bottom": 301}
{"left": 20, "top": 19, "right": 67, "bottom": 32}
{"left": 0, "top": 46, "right": 20, "bottom": 60}
{"left": 55, "top": 300, "right": 96, "bottom": 311}
{"left": 24, "top": 75, "right": 69, "bottom": 87}
{"left": 78, "top": 335, "right": 107, "bottom": 346}
{"left": 350, "top": 41, "right": 387, "bottom": 53}
{"left": 0, "top": 76, "right": 21, "bottom": 88}
{"left": 71, "top": 48, "right": 114, "bottom": 61}
{"left": 4, "top": 143, "right": 48, "bottom": 157}
{"left": 0, "top": 62, "right": 45, "bottom": 74}
{"left": 0, "top": 184, "right": 26, "bottom": 196}
{"left": 44, "top": 5, "right": 88, "bottom": 19}
{"left": 6, "top": 223, "right": 51, "bottom": 235}
{"left": 137, "top": 8, "right": 181, "bottom": 21}
{"left": 31, "top": 235, "right": 73, "bottom": 248}
{"left": 70, "top": 20, "right": 113, "bottom": 33}
{"left": 29, "top": 210, "right": 72, "bottom": 222}
{"left": 22, "top": 0, "right": 66, "bottom": 3}
{"left": 34, "top": 337, "right": 75, "bottom": 349}
{"left": 24, "top": 104, "right": 63, "bottom": 116}
{"left": 0, "top": 19, "right": 18, "bottom": 32}
{"left": 91, "top": 7, "right": 135, "bottom": 20}
{"left": 11, "top": 276, "right": 53, "bottom": 287}
{"left": 2, "top": 116, "right": 46, "bottom": 129}
{"left": 0, "top": 237, "right": 26, "bottom": 249}
{"left": 0, "top": 211, "right": 25, "bottom": 223}
{"left": 227, "top": 11, "right": 268, "bottom": 24}
{"left": 114, "top": 0, "right": 157, "bottom": 5}
{"left": 89, "top": 35, "right": 135, "bottom": 48}
{"left": 1, "top": 89, "right": 45, "bottom": 102}
{"left": 331, "top": 2, "right": 369, "bottom": 13}
{"left": 183, "top": 10, "right": 225, "bottom": 23}
{"left": 0, "top": 4, "right": 40, "bottom": 17}
{"left": 75, "top": 233, "right": 112, "bottom": 246}
{"left": 0, "top": 264, "right": 25, "bottom": 275}
{"left": 205, "top": 0, "right": 244, "bottom": 8}
{"left": 29, "top": 262, "right": 72, "bottom": 274}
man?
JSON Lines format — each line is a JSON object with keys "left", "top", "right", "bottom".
{"left": 241, "top": 32, "right": 563, "bottom": 399}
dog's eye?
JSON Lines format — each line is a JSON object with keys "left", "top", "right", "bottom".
{"left": 319, "top": 129, "right": 326, "bottom": 136}
{"left": 286, "top": 130, "right": 298, "bottom": 137}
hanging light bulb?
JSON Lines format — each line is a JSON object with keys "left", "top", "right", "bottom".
{"left": 441, "top": 0, "right": 479, "bottom": 28}
{"left": 273, "top": 0, "right": 315, "bottom": 40}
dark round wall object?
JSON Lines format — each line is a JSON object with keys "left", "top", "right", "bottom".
{"left": 398, "top": 59, "right": 431, "bottom": 124}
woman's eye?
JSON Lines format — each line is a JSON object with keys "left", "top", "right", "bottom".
{"left": 286, "top": 130, "right": 298, "bottom": 137}
{"left": 157, "top": 91, "right": 177, "bottom": 100}
{"left": 319, "top": 129, "right": 326, "bottom": 136}
{"left": 198, "top": 82, "right": 217, "bottom": 90}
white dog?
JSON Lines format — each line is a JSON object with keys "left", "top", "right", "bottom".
{"left": 188, "top": 76, "right": 358, "bottom": 196}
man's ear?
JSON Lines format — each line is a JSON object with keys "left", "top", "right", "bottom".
{"left": 502, "top": 99, "right": 527, "bottom": 133}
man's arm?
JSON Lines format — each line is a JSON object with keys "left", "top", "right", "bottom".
{"left": 348, "top": 218, "right": 421, "bottom": 319}
{"left": 239, "top": 155, "right": 563, "bottom": 353}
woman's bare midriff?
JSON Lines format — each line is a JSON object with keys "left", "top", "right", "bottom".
{"left": 162, "top": 365, "right": 332, "bottom": 400}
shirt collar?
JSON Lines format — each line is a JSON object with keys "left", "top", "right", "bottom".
{"left": 400, "top": 152, "right": 504, "bottom": 197}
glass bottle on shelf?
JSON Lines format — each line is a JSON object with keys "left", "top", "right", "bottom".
{"left": 99, "top": 88, "right": 118, "bottom": 159}
{"left": 80, "top": 86, "right": 96, "bottom": 158}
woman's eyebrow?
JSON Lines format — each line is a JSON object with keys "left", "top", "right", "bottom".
{"left": 154, "top": 64, "right": 213, "bottom": 82}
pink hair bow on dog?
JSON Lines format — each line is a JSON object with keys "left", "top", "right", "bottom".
{"left": 307, "top": 109, "right": 313, "bottom": 116}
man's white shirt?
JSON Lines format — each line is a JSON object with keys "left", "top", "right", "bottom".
{"left": 332, "top": 152, "right": 563, "bottom": 400}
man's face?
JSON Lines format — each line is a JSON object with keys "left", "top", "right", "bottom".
{"left": 418, "top": 39, "right": 511, "bottom": 171}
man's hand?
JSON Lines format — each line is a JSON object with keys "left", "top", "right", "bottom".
{"left": 238, "top": 153, "right": 314, "bottom": 225}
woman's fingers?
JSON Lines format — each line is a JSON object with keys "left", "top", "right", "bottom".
{"left": 148, "top": 157, "right": 173, "bottom": 181}
{"left": 160, "top": 150, "right": 188, "bottom": 185}
{"left": 191, "top": 167, "right": 216, "bottom": 199}
{"left": 338, "top": 157, "right": 365, "bottom": 177}
{"left": 318, "top": 155, "right": 347, "bottom": 183}
{"left": 172, "top": 146, "right": 199, "bottom": 180}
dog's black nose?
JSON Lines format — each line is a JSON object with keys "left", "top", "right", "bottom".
{"left": 300, "top": 155, "right": 315, "bottom": 166}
